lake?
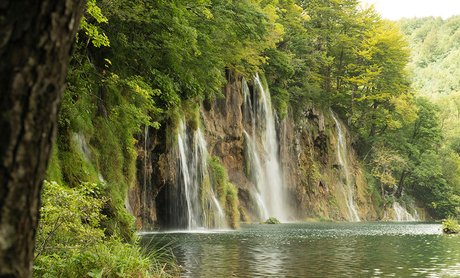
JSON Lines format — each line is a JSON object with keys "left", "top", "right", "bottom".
{"left": 141, "top": 222, "right": 460, "bottom": 277}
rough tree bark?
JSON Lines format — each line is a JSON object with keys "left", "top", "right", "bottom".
{"left": 0, "top": 0, "right": 87, "bottom": 277}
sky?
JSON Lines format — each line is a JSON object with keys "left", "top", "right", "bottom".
{"left": 361, "top": 0, "right": 460, "bottom": 21}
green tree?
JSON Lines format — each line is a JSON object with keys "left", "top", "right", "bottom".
{"left": 302, "top": 0, "right": 360, "bottom": 101}
{"left": 346, "top": 18, "right": 411, "bottom": 138}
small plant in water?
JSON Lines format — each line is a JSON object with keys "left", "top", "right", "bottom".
{"left": 442, "top": 215, "right": 460, "bottom": 234}
{"left": 265, "top": 217, "right": 281, "bottom": 224}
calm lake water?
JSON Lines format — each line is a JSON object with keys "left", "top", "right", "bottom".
{"left": 141, "top": 222, "right": 460, "bottom": 277}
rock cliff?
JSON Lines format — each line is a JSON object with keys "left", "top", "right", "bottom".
{"left": 129, "top": 72, "right": 383, "bottom": 230}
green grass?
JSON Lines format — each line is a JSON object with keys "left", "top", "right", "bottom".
{"left": 34, "top": 237, "right": 179, "bottom": 277}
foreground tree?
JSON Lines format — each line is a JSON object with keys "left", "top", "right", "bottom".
{"left": 0, "top": 0, "right": 87, "bottom": 277}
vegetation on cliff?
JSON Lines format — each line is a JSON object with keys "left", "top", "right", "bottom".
{"left": 209, "top": 156, "right": 240, "bottom": 229}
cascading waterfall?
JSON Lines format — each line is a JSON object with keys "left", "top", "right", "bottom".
{"left": 194, "top": 128, "right": 227, "bottom": 229}
{"left": 143, "top": 126, "right": 149, "bottom": 220}
{"left": 73, "top": 132, "right": 92, "bottom": 161}
{"left": 242, "top": 130, "right": 269, "bottom": 219}
{"left": 177, "top": 121, "right": 200, "bottom": 229}
{"left": 72, "top": 131, "right": 107, "bottom": 186}
{"left": 74, "top": 132, "right": 133, "bottom": 218}
{"left": 175, "top": 120, "right": 226, "bottom": 230}
{"left": 388, "top": 186, "right": 419, "bottom": 221}
{"left": 242, "top": 74, "right": 288, "bottom": 221}
{"left": 330, "top": 108, "right": 360, "bottom": 222}
{"left": 211, "top": 193, "right": 226, "bottom": 229}
{"left": 393, "top": 202, "right": 417, "bottom": 221}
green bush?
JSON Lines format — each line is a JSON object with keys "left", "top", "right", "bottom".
{"left": 442, "top": 215, "right": 460, "bottom": 234}
{"left": 33, "top": 181, "right": 178, "bottom": 277}
{"left": 265, "top": 217, "right": 281, "bottom": 224}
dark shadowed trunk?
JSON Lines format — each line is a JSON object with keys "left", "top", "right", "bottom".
{"left": 0, "top": 0, "right": 87, "bottom": 277}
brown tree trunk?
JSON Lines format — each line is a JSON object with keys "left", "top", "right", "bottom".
{"left": 349, "top": 84, "right": 357, "bottom": 126}
{"left": 0, "top": 0, "right": 87, "bottom": 277}
{"left": 369, "top": 100, "right": 379, "bottom": 138}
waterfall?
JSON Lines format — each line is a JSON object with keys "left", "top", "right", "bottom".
{"left": 329, "top": 108, "right": 360, "bottom": 222}
{"left": 72, "top": 131, "right": 107, "bottom": 186}
{"left": 177, "top": 121, "right": 200, "bottom": 229}
{"left": 143, "top": 126, "right": 149, "bottom": 220}
{"left": 243, "top": 131, "right": 269, "bottom": 219}
{"left": 194, "top": 128, "right": 227, "bottom": 229}
{"left": 73, "top": 132, "right": 134, "bottom": 218}
{"left": 73, "top": 132, "right": 92, "bottom": 161}
{"left": 211, "top": 193, "right": 227, "bottom": 229}
{"left": 242, "top": 74, "right": 288, "bottom": 222}
{"left": 174, "top": 121, "right": 226, "bottom": 230}
{"left": 388, "top": 186, "right": 419, "bottom": 221}
{"left": 393, "top": 202, "right": 417, "bottom": 221}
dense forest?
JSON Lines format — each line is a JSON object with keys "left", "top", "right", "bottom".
{"left": 33, "top": 0, "right": 460, "bottom": 276}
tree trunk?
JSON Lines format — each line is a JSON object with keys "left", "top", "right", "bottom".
{"left": 369, "top": 100, "right": 379, "bottom": 138}
{"left": 397, "top": 167, "right": 408, "bottom": 197}
{"left": 349, "top": 84, "right": 357, "bottom": 126}
{"left": 0, "top": 1, "right": 87, "bottom": 277}
{"left": 336, "top": 47, "right": 344, "bottom": 91}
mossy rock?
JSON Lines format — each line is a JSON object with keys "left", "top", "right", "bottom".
{"left": 239, "top": 207, "right": 251, "bottom": 223}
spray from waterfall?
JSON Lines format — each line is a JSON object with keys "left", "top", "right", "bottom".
{"left": 329, "top": 108, "right": 360, "bottom": 222}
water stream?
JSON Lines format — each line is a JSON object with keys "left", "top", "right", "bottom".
{"left": 329, "top": 109, "right": 360, "bottom": 221}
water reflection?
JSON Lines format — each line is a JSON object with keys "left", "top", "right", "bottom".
{"left": 141, "top": 222, "right": 460, "bottom": 277}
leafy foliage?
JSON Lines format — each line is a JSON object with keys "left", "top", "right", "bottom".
{"left": 442, "top": 215, "right": 460, "bottom": 234}
{"left": 265, "top": 217, "right": 281, "bottom": 224}
{"left": 34, "top": 181, "right": 178, "bottom": 277}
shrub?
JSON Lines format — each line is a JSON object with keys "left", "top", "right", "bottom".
{"left": 33, "top": 181, "right": 178, "bottom": 277}
{"left": 442, "top": 215, "right": 460, "bottom": 234}
{"left": 265, "top": 217, "right": 281, "bottom": 224}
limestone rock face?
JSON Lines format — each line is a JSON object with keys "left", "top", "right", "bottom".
{"left": 202, "top": 71, "right": 247, "bottom": 191}
{"left": 129, "top": 72, "right": 381, "bottom": 230}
